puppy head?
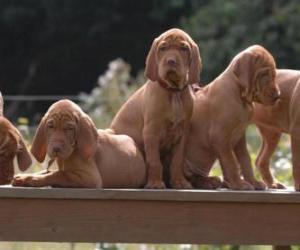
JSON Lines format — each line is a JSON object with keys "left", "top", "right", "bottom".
{"left": 0, "top": 117, "right": 32, "bottom": 184}
{"left": 145, "top": 28, "right": 202, "bottom": 90}
{"left": 232, "top": 45, "right": 280, "bottom": 105}
{"left": 31, "top": 100, "right": 98, "bottom": 162}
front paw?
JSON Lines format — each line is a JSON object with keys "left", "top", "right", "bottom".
{"left": 171, "top": 178, "right": 193, "bottom": 189}
{"left": 194, "top": 176, "right": 222, "bottom": 189}
{"left": 228, "top": 180, "right": 254, "bottom": 190}
{"left": 12, "top": 174, "right": 42, "bottom": 187}
{"left": 270, "top": 182, "right": 286, "bottom": 189}
{"left": 145, "top": 179, "right": 166, "bottom": 189}
{"left": 249, "top": 180, "right": 267, "bottom": 190}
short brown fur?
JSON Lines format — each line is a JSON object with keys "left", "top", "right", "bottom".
{"left": 253, "top": 69, "right": 300, "bottom": 190}
{"left": 13, "top": 100, "right": 146, "bottom": 188}
{"left": 185, "top": 45, "right": 280, "bottom": 190}
{"left": 109, "top": 28, "right": 202, "bottom": 188}
{"left": 0, "top": 92, "right": 32, "bottom": 184}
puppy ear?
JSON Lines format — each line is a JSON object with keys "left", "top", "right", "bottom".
{"left": 31, "top": 116, "right": 47, "bottom": 162}
{"left": 145, "top": 38, "right": 159, "bottom": 81}
{"left": 188, "top": 42, "right": 202, "bottom": 84}
{"left": 16, "top": 136, "right": 32, "bottom": 171}
{"left": 0, "top": 91, "right": 3, "bottom": 116}
{"left": 233, "top": 52, "right": 256, "bottom": 100}
{"left": 255, "top": 67, "right": 271, "bottom": 84}
{"left": 76, "top": 115, "right": 98, "bottom": 160}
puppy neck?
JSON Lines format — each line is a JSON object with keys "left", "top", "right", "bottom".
{"left": 157, "top": 79, "right": 188, "bottom": 92}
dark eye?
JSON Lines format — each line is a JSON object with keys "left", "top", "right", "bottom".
{"left": 159, "top": 45, "right": 168, "bottom": 52}
{"left": 64, "top": 126, "right": 75, "bottom": 131}
{"left": 180, "top": 46, "right": 189, "bottom": 52}
{"left": 47, "top": 123, "right": 54, "bottom": 129}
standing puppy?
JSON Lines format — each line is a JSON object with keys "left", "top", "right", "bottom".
{"left": 253, "top": 69, "right": 300, "bottom": 190}
{"left": 13, "top": 100, "right": 146, "bottom": 188}
{"left": 109, "top": 28, "right": 202, "bottom": 189}
{"left": 185, "top": 45, "right": 280, "bottom": 190}
{"left": 0, "top": 91, "right": 32, "bottom": 184}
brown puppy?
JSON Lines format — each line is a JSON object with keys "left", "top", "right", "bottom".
{"left": 0, "top": 92, "right": 32, "bottom": 184}
{"left": 13, "top": 100, "right": 146, "bottom": 188}
{"left": 109, "top": 28, "right": 202, "bottom": 189}
{"left": 185, "top": 45, "right": 280, "bottom": 190}
{"left": 253, "top": 69, "right": 300, "bottom": 190}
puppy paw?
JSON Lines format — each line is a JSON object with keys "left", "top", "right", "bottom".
{"left": 12, "top": 174, "right": 42, "bottom": 187}
{"left": 229, "top": 180, "right": 254, "bottom": 190}
{"left": 171, "top": 178, "right": 193, "bottom": 189}
{"left": 145, "top": 180, "right": 166, "bottom": 189}
{"left": 270, "top": 182, "right": 286, "bottom": 189}
{"left": 249, "top": 180, "right": 267, "bottom": 190}
{"left": 194, "top": 176, "right": 222, "bottom": 189}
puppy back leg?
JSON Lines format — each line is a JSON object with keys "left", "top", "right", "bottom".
{"left": 234, "top": 134, "right": 266, "bottom": 190}
{"left": 255, "top": 125, "right": 285, "bottom": 189}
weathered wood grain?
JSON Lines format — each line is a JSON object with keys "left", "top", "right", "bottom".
{"left": 0, "top": 186, "right": 299, "bottom": 244}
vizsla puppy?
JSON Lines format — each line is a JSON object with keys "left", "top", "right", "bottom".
{"left": 13, "top": 100, "right": 146, "bottom": 188}
{"left": 109, "top": 28, "right": 202, "bottom": 189}
{"left": 253, "top": 69, "right": 300, "bottom": 190}
{"left": 0, "top": 91, "right": 32, "bottom": 184}
{"left": 185, "top": 45, "right": 280, "bottom": 190}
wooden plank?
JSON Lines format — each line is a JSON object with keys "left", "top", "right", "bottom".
{"left": 0, "top": 187, "right": 299, "bottom": 244}
{"left": 0, "top": 186, "right": 300, "bottom": 203}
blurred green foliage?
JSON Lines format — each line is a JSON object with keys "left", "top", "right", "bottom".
{"left": 79, "top": 58, "right": 143, "bottom": 128}
{"left": 5, "top": 0, "right": 300, "bottom": 249}
{"left": 183, "top": 0, "right": 300, "bottom": 83}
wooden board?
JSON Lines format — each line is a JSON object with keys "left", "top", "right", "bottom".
{"left": 0, "top": 186, "right": 299, "bottom": 244}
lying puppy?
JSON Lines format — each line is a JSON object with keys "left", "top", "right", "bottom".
{"left": 185, "top": 45, "right": 280, "bottom": 190}
{"left": 109, "top": 28, "right": 202, "bottom": 189}
{"left": 13, "top": 100, "right": 146, "bottom": 188}
{"left": 0, "top": 91, "right": 32, "bottom": 184}
{"left": 253, "top": 69, "right": 300, "bottom": 190}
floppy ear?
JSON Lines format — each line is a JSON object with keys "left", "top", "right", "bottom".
{"left": 76, "top": 115, "right": 98, "bottom": 160}
{"left": 145, "top": 38, "right": 159, "bottom": 81}
{"left": 16, "top": 136, "right": 32, "bottom": 171}
{"left": 31, "top": 116, "right": 47, "bottom": 163}
{"left": 188, "top": 42, "right": 202, "bottom": 84}
{"left": 232, "top": 52, "right": 256, "bottom": 100}
{"left": 0, "top": 91, "right": 3, "bottom": 116}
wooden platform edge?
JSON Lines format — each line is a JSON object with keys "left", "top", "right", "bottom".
{"left": 0, "top": 187, "right": 300, "bottom": 244}
{"left": 0, "top": 186, "right": 299, "bottom": 203}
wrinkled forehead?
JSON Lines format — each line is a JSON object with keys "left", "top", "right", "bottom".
{"left": 248, "top": 47, "right": 276, "bottom": 67}
{"left": 163, "top": 33, "right": 188, "bottom": 42}
{"left": 159, "top": 33, "right": 191, "bottom": 47}
{"left": 47, "top": 109, "right": 78, "bottom": 125}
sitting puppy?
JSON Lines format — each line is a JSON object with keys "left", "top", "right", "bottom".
{"left": 109, "top": 28, "right": 202, "bottom": 189}
{"left": 253, "top": 69, "right": 300, "bottom": 190}
{"left": 185, "top": 45, "right": 280, "bottom": 190}
{"left": 0, "top": 91, "right": 32, "bottom": 184}
{"left": 13, "top": 100, "right": 146, "bottom": 188}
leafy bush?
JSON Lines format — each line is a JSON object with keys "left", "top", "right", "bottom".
{"left": 79, "top": 58, "right": 144, "bottom": 128}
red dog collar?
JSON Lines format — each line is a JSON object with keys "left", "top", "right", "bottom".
{"left": 158, "top": 79, "right": 187, "bottom": 92}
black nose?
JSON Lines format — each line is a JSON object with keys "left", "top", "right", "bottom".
{"left": 52, "top": 146, "right": 61, "bottom": 153}
{"left": 167, "top": 58, "right": 177, "bottom": 66}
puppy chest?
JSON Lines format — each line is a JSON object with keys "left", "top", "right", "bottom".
{"left": 160, "top": 93, "right": 189, "bottom": 150}
{"left": 160, "top": 120, "right": 185, "bottom": 152}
